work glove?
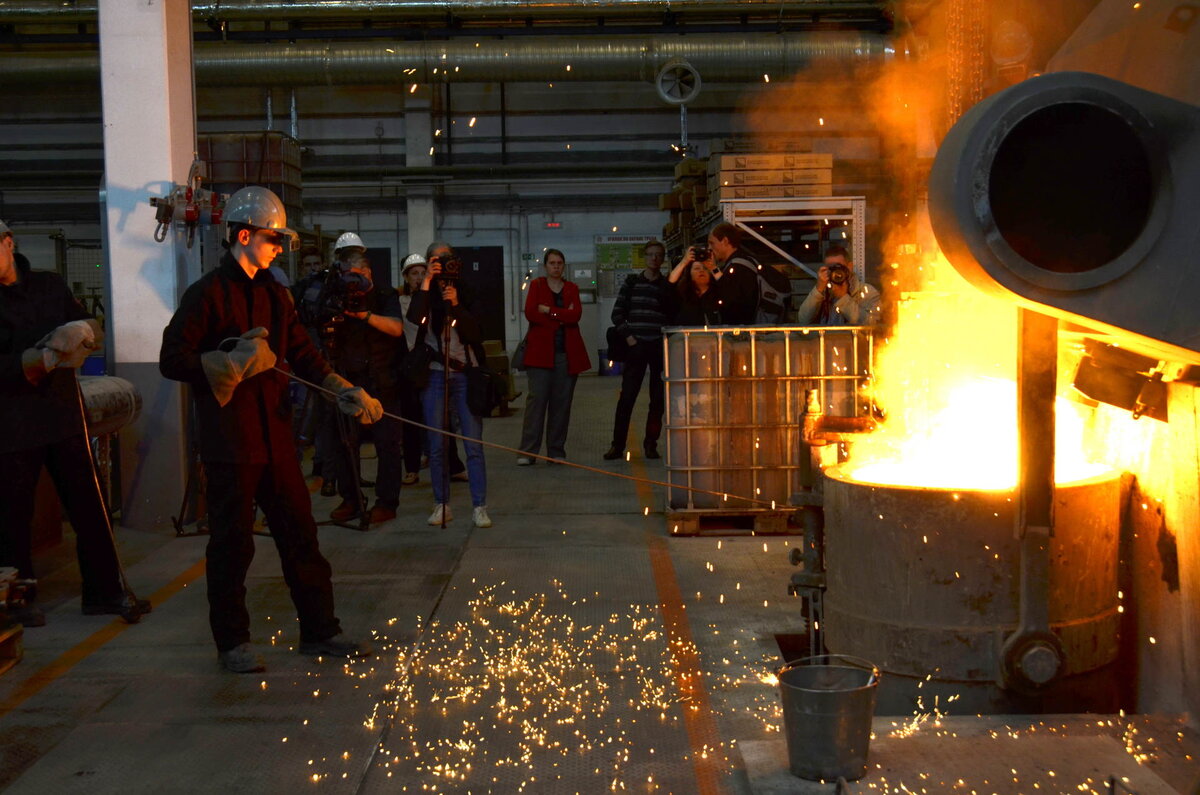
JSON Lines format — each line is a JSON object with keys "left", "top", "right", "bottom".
{"left": 200, "top": 327, "right": 277, "bottom": 407}
{"left": 322, "top": 372, "right": 384, "bottom": 425}
{"left": 36, "top": 319, "right": 101, "bottom": 370}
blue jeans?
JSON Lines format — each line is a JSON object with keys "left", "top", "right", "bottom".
{"left": 421, "top": 370, "right": 487, "bottom": 507}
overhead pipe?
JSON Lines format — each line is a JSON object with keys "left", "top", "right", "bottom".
{"left": 0, "top": 32, "right": 900, "bottom": 87}
{"left": 0, "top": 1, "right": 888, "bottom": 24}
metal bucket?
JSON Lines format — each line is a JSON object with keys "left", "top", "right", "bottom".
{"left": 778, "top": 654, "right": 880, "bottom": 782}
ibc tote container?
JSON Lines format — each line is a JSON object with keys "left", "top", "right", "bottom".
{"left": 664, "top": 326, "right": 873, "bottom": 513}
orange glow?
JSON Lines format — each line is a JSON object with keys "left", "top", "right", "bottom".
{"left": 845, "top": 250, "right": 1109, "bottom": 490}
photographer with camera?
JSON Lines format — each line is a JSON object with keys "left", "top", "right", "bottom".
{"left": 796, "top": 245, "right": 881, "bottom": 326}
{"left": 666, "top": 244, "right": 725, "bottom": 326}
{"left": 405, "top": 242, "right": 491, "bottom": 529}
{"left": 312, "top": 249, "right": 408, "bottom": 526}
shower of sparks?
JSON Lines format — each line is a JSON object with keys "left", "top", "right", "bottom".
{"left": 343, "top": 582, "right": 735, "bottom": 789}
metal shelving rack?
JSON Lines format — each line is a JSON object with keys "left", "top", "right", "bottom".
{"left": 688, "top": 196, "right": 868, "bottom": 281}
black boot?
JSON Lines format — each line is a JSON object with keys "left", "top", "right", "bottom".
{"left": 603, "top": 445, "right": 624, "bottom": 461}
{"left": 83, "top": 592, "right": 152, "bottom": 624}
{"left": 644, "top": 442, "right": 660, "bottom": 459}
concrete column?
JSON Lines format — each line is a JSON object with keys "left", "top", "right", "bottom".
{"left": 99, "top": 0, "right": 195, "bottom": 531}
{"left": 405, "top": 86, "right": 436, "bottom": 259}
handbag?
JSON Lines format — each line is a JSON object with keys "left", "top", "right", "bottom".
{"left": 466, "top": 364, "right": 505, "bottom": 417}
{"left": 605, "top": 326, "right": 630, "bottom": 363}
{"left": 511, "top": 331, "right": 529, "bottom": 372}
{"left": 400, "top": 323, "right": 433, "bottom": 388}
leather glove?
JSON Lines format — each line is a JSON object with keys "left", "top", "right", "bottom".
{"left": 37, "top": 319, "right": 101, "bottom": 370}
{"left": 322, "top": 372, "right": 384, "bottom": 424}
{"left": 200, "top": 327, "right": 277, "bottom": 407}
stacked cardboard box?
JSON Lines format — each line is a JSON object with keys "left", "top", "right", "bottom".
{"left": 659, "top": 157, "right": 709, "bottom": 244}
{"left": 702, "top": 152, "right": 834, "bottom": 211}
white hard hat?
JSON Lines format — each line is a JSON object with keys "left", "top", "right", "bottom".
{"left": 334, "top": 232, "right": 366, "bottom": 252}
{"left": 222, "top": 186, "right": 299, "bottom": 251}
{"left": 402, "top": 253, "right": 427, "bottom": 273}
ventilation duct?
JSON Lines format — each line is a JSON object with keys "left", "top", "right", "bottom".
{"left": 0, "top": 32, "right": 898, "bottom": 87}
{"left": 0, "top": 0, "right": 886, "bottom": 24}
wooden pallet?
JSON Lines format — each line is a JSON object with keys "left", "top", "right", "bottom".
{"left": 666, "top": 509, "right": 799, "bottom": 536}
{"left": 0, "top": 622, "right": 23, "bottom": 676}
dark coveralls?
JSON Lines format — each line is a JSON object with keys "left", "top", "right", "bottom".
{"left": 160, "top": 253, "right": 341, "bottom": 652}
{"left": 0, "top": 257, "right": 125, "bottom": 604}
{"left": 320, "top": 288, "right": 405, "bottom": 510}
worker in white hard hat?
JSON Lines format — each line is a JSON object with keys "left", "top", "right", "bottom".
{"left": 332, "top": 231, "right": 366, "bottom": 265}
{"left": 159, "top": 186, "right": 381, "bottom": 674}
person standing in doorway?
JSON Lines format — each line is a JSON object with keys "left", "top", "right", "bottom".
{"left": 516, "top": 249, "right": 590, "bottom": 465}
{"left": 604, "top": 240, "right": 670, "bottom": 461}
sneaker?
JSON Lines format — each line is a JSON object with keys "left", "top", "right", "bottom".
{"left": 219, "top": 643, "right": 265, "bottom": 673}
{"left": 644, "top": 442, "right": 661, "bottom": 460}
{"left": 330, "top": 500, "right": 362, "bottom": 522}
{"left": 368, "top": 503, "right": 397, "bottom": 525}
{"left": 298, "top": 632, "right": 373, "bottom": 659}
{"left": 402, "top": 472, "right": 419, "bottom": 485}
{"left": 427, "top": 504, "right": 453, "bottom": 525}
{"left": 82, "top": 593, "right": 152, "bottom": 623}
{"left": 515, "top": 457, "right": 533, "bottom": 466}
{"left": 603, "top": 446, "right": 624, "bottom": 461}
{"left": 472, "top": 506, "right": 493, "bottom": 528}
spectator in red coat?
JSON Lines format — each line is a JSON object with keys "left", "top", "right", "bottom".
{"left": 516, "top": 249, "right": 591, "bottom": 464}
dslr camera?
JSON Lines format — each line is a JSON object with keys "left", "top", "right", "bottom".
{"left": 297, "top": 263, "right": 372, "bottom": 327}
{"left": 691, "top": 245, "right": 712, "bottom": 262}
{"left": 827, "top": 264, "right": 850, "bottom": 287}
{"left": 430, "top": 254, "right": 463, "bottom": 281}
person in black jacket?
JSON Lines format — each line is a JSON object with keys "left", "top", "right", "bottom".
{"left": 707, "top": 223, "right": 761, "bottom": 325}
{"left": 318, "top": 250, "right": 407, "bottom": 526}
{"left": 405, "top": 242, "right": 492, "bottom": 529}
{"left": 0, "top": 221, "right": 149, "bottom": 627}
{"left": 159, "top": 187, "right": 381, "bottom": 674}
{"left": 665, "top": 246, "right": 725, "bottom": 326}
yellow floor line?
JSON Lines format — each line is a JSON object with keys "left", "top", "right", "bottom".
{"left": 0, "top": 557, "right": 207, "bottom": 719}
{"left": 630, "top": 453, "right": 726, "bottom": 795}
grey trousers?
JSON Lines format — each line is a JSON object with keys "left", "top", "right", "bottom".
{"left": 518, "top": 352, "right": 578, "bottom": 458}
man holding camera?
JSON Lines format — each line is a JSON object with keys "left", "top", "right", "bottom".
{"left": 160, "top": 186, "right": 380, "bottom": 673}
{"left": 319, "top": 249, "right": 408, "bottom": 526}
{"left": 796, "top": 244, "right": 881, "bottom": 326}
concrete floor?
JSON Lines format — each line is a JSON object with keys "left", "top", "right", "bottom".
{"left": 0, "top": 375, "right": 1196, "bottom": 794}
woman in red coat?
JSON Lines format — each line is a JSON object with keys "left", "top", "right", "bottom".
{"left": 516, "top": 249, "right": 591, "bottom": 463}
